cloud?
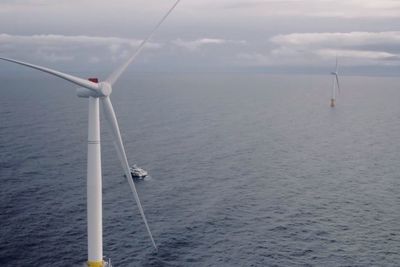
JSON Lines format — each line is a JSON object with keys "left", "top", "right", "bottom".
{"left": 0, "top": 33, "right": 161, "bottom": 49}
{"left": 0, "top": 33, "right": 249, "bottom": 72}
{"left": 316, "top": 49, "right": 399, "bottom": 61}
{"left": 218, "top": 0, "right": 400, "bottom": 18}
{"left": 172, "top": 38, "right": 246, "bottom": 51}
{"left": 271, "top": 31, "right": 400, "bottom": 48}
{"left": 235, "top": 31, "right": 400, "bottom": 68}
{"left": 2, "top": 0, "right": 398, "bottom": 20}
{"left": 1, "top": 1, "right": 399, "bottom": 73}
{"left": 34, "top": 49, "right": 75, "bottom": 62}
{"left": 0, "top": 33, "right": 161, "bottom": 63}
{"left": 272, "top": 31, "right": 400, "bottom": 63}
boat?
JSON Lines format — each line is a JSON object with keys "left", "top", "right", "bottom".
{"left": 129, "top": 164, "right": 148, "bottom": 178}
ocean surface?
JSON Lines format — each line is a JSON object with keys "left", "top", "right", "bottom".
{"left": 1, "top": 73, "right": 400, "bottom": 266}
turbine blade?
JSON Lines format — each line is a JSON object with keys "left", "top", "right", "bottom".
{"left": 335, "top": 56, "right": 339, "bottom": 73}
{"left": 101, "top": 96, "right": 157, "bottom": 250}
{"left": 335, "top": 74, "right": 341, "bottom": 95}
{"left": 0, "top": 57, "right": 99, "bottom": 91}
{"left": 106, "top": 0, "right": 180, "bottom": 85}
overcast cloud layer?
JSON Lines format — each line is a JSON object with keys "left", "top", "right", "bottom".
{"left": 1, "top": 0, "right": 400, "bottom": 74}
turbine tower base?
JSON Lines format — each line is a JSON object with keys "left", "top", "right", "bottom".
{"left": 87, "top": 260, "right": 104, "bottom": 267}
{"left": 330, "top": 98, "right": 335, "bottom": 107}
{"left": 87, "top": 257, "right": 112, "bottom": 267}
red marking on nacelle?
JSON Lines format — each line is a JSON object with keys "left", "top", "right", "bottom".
{"left": 88, "top": 78, "right": 99, "bottom": 83}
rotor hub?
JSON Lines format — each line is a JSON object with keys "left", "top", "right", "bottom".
{"left": 99, "top": 82, "right": 112, "bottom": 97}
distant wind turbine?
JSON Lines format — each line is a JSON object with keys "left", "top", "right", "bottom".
{"left": 330, "top": 56, "right": 341, "bottom": 107}
{"left": 0, "top": 1, "right": 180, "bottom": 266}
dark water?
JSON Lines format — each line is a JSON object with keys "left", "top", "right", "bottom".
{"left": 1, "top": 73, "right": 400, "bottom": 266}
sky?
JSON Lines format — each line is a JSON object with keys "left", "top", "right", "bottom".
{"left": 1, "top": 0, "right": 400, "bottom": 75}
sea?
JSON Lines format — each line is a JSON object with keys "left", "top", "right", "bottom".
{"left": 1, "top": 73, "right": 400, "bottom": 266}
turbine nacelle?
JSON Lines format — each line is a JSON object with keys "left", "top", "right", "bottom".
{"left": 76, "top": 79, "right": 112, "bottom": 98}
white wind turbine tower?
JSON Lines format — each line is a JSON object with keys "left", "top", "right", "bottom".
{"left": 330, "top": 56, "right": 341, "bottom": 107}
{"left": 0, "top": 1, "right": 180, "bottom": 266}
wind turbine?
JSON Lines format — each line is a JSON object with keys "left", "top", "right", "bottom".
{"left": 330, "top": 56, "right": 341, "bottom": 107}
{"left": 0, "top": 1, "right": 180, "bottom": 266}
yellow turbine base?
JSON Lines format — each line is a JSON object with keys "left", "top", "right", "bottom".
{"left": 87, "top": 260, "right": 104, "bottom": 267}
{"left": 330, "top": 99, "right": 335, "bottom": 107}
